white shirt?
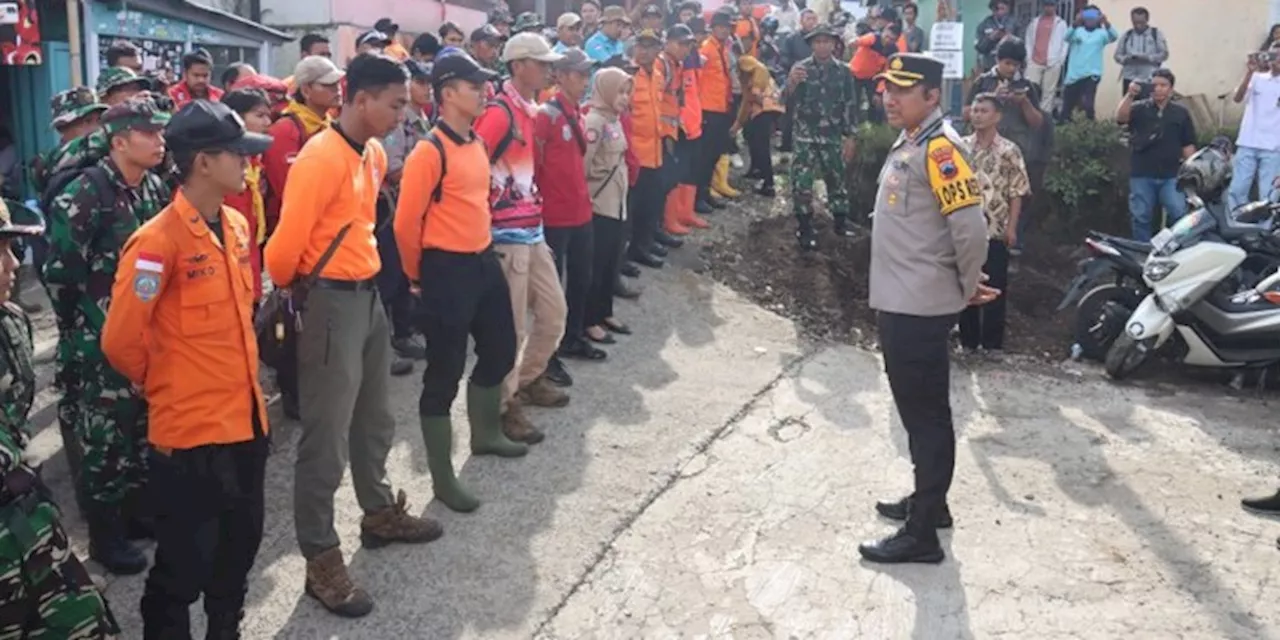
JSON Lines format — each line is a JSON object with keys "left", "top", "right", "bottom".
{"left": 1239, "top": 72, "right": 1280, "bottom": 151}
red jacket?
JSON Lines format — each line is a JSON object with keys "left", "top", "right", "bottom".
{"left": 534, "top": 92, "right": 591, "bottom": 228}
{"left": 223, "top": 156, "right": 266, "bottom": 300}
{"left": 168, "top": 82, "right": 224, "bottom": 110}
{"left": 262, "top": 115, "right": 317, "bottom": 235}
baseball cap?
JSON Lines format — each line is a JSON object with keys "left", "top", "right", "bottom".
{"left": 501, "top": 32, "right": 565, "bottom": 63}
{"left": 374, "top": 18, "right": 399, "bottom": 33}
{"left": 293, "top": 55, "right": 345, "bottom": 86}
{"left": 404, "top": 59, "right": 433, "bottom": 80}
{"left": 875, "top": 53, "right": 944, "bottom": 89}
{"left": 96, "top": 66, "right": 150, "bottom": 97}
{"left": 552, "top": 47, "right": 594, "bottom": 72}
{"left": 50, "top": 87, "right": 107, "bottom": 130}
{"left": 0, "top": 198, "right": 44, "bottom": 238}
{"left": 601, "top": 6, "right": 631, "bottom": 24}
{"left": 430, "top": 53, "right": 499, "bottom": 86}
{"left": 471, "top": 24, "right": 506, "bottom": 44}
{"left": 101, "top": 96, "right": 171, "bottom": 137}
{"left": 667, "top": 24, "right": 695, "bottom": 43}
{"left": 557, "top": 12, "right": 584, "bottom": 29}
{"left": 357, "top": 30, "right": 392, "bottom": 48}
{"left": 166, "top": 100, "right": 273, "bottom": 156}
{"left": 635, "top": 29, "right": 664, "bottom": 45}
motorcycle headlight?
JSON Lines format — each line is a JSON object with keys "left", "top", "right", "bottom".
{"left": 1144, "top": 259, "right": 1178, "bottom": 282}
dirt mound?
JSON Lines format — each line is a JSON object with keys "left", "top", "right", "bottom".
{"left": 702, "top": 215, "right": 1080, "bottom": 359}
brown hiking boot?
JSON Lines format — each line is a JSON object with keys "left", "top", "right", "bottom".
{"left": 304, "top": 547, "right": 373, "bottom": 618}
{"left": 360, "top": 490, "right": 444, "bottom": 548}
{"left": 502, "top": 401, "right": 545, "bottom": 445}
{"left": 518, "top": 376, "right": 570, "bottom": 408}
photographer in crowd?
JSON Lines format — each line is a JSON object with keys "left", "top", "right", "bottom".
{"left": 1228, "top": 44, "right": 1280, "bottom": 210}
{"left": 1116, "top": 69, "right": 1196, "bottom": 242}
{"left": 1113, "top": 6, "right": 1168, "bottom": 99}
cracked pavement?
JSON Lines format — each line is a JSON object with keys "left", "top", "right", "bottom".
{"left": 15, "top": 231, "right": 1280, "bottom": 638}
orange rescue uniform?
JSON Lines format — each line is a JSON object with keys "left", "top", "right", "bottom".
{"left": 264, "top": 126, "right": 387, "bottom": 285}
{"left": 699, "top": 36, "right": 733, "bottom": 114}
{"left": 393, "top": 124, "right": 494, "bottom": 281}
{"left": 102, "top": 191, "right": 268, "bottom": 451}
{"left": 658, "top": 53, "right": 683, "bottom": 142}
{"left": 630, "top": 60, "right": 665, "bottom": 169}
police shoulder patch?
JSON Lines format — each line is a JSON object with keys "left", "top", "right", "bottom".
{"left": 926, "top": 136, "right": 982, "bottom": 217}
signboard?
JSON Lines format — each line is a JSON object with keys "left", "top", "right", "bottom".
{"left": 929, "top": 50, "right": 964, "bottom": 80}
{"left": 0, "top": 0, "right": 41, "bottom": 65}
{"left": 97, "top": 37, "right": 186, "bottom": 84}
{"left": 929, "top": 22, "right": 964, "bottom": 52}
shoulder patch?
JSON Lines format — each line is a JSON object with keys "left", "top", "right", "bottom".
{"left": 133, "top": 272, "right": 161, "bottom": 302}
{"left": 926, "top": 137, "right": 982, "bottom": 217}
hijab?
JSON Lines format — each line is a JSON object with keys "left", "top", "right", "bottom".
{"left": 588, "top": 67, "right": 632, "bottom": 115}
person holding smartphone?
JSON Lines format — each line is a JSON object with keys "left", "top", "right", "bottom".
{"left": 1228, "top": 43, "right": 1280, "bottom": 211}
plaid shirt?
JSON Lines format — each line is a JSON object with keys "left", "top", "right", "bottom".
{"left": 962, "top": 133, "right": 1031, "bottom": 239}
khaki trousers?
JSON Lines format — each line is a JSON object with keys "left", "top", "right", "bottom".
{"left": 495, "top": 242, "right": 567, "bottom": 405}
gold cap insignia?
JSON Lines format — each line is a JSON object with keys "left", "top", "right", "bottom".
{"left": 890, "top": 57, "right": 904, "bottom": 70}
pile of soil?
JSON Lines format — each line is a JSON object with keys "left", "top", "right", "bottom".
{"left": 702, "top": 215, "right": 1083, "bottom": 360}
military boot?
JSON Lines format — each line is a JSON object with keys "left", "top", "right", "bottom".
{"left": 88, "top": 505, "right": 148, "bottom": 575}
{"left": 796, "top": 218, "right": 818, "bottom": 252}
{"left": 360, "top": 489, "right": 444, "bottom": 547}
{"left": 466, "top": 384, "right": 528, "bottom": 458}
{"left": 304, "top": 547, "right": 374, "bottom": 618}
{"left": 502, "top": 399, "right": 545, "bottom": 445}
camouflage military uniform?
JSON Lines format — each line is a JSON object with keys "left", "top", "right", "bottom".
{"left": 788, "top": 52, "right": 858, "bottom": 223}
{"left": 44, "top": 107, "right": 170, "bottom": 508}
{"left": 0, "top": 197, "right": 117, "bottom": 639}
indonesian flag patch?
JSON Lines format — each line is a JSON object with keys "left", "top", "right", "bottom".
{"left": 136, "top": 252, "right": 164, "bottom": 273}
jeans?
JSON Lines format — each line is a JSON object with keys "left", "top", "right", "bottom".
{"left": 1129, "top": 176, "right": 1187, "bottom": 242}
{"left": 1227, "top": 146, "right": 1280, "bottom": 211}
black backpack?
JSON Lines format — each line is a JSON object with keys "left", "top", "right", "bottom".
{"left": 40, "top": 163, "right": 114, "bottom": 225}
{"left": 483, "top": 99, "right": 521, "bottom": 165}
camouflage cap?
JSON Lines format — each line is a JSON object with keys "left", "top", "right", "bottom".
{"left": 513, "top": 11, "right": 545, "bottom": 33}
{"left": 0, "top": 199, "right": 45, "bottom": 238}
{"left": 50, "top": 86, "right": 107, "bottom": 130}
{"left": 96, "top": 66, "right": 151, "bottom": 97}
{"left": 101, "top": 96, "right": 171, "bottom": 137}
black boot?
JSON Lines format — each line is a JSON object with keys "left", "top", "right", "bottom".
{"left": 648, "top": 244, "right": 669, "bottom": 258}
{"left": 796, "top": 219, "right": 818, "bottom": 252}
{"left": 88, "top": 505, "right": 148, "bottom": 575}
{"left": 833, "top": 217, "right": 858, "bottom": 237}
{"left": 655, "top": 231, "right": 683, "bottom": 249}
{"left": 756, "top": 183, "right": 776, "bottom": 197}
{"left": 205, "top": 610, "right": 244, "bottom": 640}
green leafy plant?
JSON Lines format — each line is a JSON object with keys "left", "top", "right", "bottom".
{"left": 1040, "top": 117, "right": 1129, "bottom": 239}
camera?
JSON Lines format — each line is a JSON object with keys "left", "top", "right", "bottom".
{"left": 1253, "top": 51, "right": 1274, "bottom": 65}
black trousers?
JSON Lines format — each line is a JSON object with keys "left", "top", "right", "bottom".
{"left": 416, "top": 248, "right": 516, "bottom": 416}
{"left": 959, "top": 239, "right": 1010, "bottom": 350}
{"left": 140, "top": 434, "right": 269, "bottom": 639}
{"left": 675, "top": 133, "right": 700, "bottom": 186}
{"left": 745, "top": 112, "right": 780, "bottom": 187}
{"left": 696, "top": 111, "right": 734, "bottom": 198}
{"left": 628, "top": 168, "right": 666, "bottom": 259}
{"left": 779, "top": 92, "right": 797, "bottom": 152}
{"left": 588, "top": 215, "right": 624, "bottom": 326}
{"left": 375, "top": 197, "right": 413, "bottom": 340}
{"left": 877, "top": 311, "right": 957, "bottom": 540}
{"left": 1061, "top": 76, "right": 1099, "bottom": 122}
{"left": 546, "top": 222, "right": 594, "bottom": 346}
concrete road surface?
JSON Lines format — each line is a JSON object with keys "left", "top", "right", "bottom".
{"left": 15, "top": 251, "right": 1280, "bottom": 639}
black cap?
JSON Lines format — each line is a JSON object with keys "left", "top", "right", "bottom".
{"left": 374, "top": 18, "right": 399, "bottom": 33}
{"left": 641, "top": 4, "right": 663, "bottom": 17}
{"left": 165, "top": 100, "right": 273, "bottom": 156}
{"left": 803, "top": 23, "right": 842, "bottom": 42}
{"left": 875, "top": 53, "right": 945, "bottom": 89}
{"left": 667, "top": 24, "right": 695, "bottom": 42}
{"left": 405, "top": 59, "right": 433, "bottom": 80}
{"left": 470, "top": 24, "right": 506, "bottom": 44}
{"left": 430, "top": 52, "right": 499, "bottom": 87}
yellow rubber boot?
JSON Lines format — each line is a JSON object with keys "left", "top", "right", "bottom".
{"left": 711, "top": 155, "right": 741, "bottom": 199}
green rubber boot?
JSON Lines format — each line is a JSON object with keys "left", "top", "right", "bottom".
{"left": 466, "top": 384, "right": 529, "bottom": 458}
{"left": 419, "top": 416, "right": 480, "bottom": 513}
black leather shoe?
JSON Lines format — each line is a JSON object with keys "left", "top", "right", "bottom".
{"left": 833, "top": 218, "right": 858, "bottom": 237}
{"left": 544, "top": 357, "right": 574, "bottom": 387}
{"left": 694, "top": 199, "right": 715, "bottom": 214}
{"left": 392, "top": 336, "right": 427, "bottom": 360}
{"left": 619, "top": 262, "right": 641, "bottom": 278}
{"left": 649, "top": 244, "right": 669, "bottom": 258}
{"left": 1243, "top": 490, "right": 1280, "bottom": 516}
{"left": 614, "top": 280, "right": 641, "bottom": 299}
{"left": 655, "top": 232, "right": 683, "bottom": 249}
{"left": 390, "top": 357, "right": 414, "bottom": 377}
{"left": 858, "top": 528, "right": 945, "bottom": 564}
{"left": 875, "top": 497, "right": 953, "bottom": 529}
{"left": 631, "top": 253, "right": 664, "bottom": 268}
{"left": 560, "top": 338, "right": 608, "bottom": 361}
{"left": 708, "top": 196, "right": 727, "bottom": 210}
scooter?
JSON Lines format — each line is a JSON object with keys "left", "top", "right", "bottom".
{"left": 1105, "top": 196, "right": 1280, "bottom": 379}
{"left": 1057, "top": 231, "right": 1153, "bottom": 361}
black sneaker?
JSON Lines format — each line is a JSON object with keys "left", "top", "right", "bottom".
{"left": 874, "top": 497, "right": 953, "bottom": 529}
{"left": 1243, "top": 490, "right": 1280, "bottom": 516}
{"left": 649, "top": 244, "right": 669, "bottom": 258}
{"left": 392, "top": 336, "right": 427, "bottom": 360}
{"left": 655, "top": 232, "right": 683, "bottom": 249}
{"left": 619, "top": 262, "right": 641, "bottom": 278}
{"left": 632, "top": 253, "right": 664, "bottom": 268}
{"left": 544, "top": 357, "right": 574, "bottom": 387}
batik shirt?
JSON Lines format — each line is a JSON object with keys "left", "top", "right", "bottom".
{"left": 962, "top": 133, "right": 1031, "bottom": 239}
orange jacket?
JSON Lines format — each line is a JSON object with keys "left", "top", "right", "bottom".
{"left": 699, "top": 36, "right": 733, "bottom": 114}
{"left": 681, "top": 62, "right": 703, "bottom": 139}
{"left": 850, "top": 33, "right": 888, "bottom": 80}
{"left": 734, "top": 16, "right": 760, "bottom": 58}
{"left": 657, "top": 53, "right": 683, "bottom": 141}
{"left": 102, "top": 191, "right": 267, "bottom": 451}
{"left": 630, "top": 61, "right": 664, "bottom": 169}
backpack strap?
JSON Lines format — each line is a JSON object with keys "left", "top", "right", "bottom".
{"left": 550, "top": 98, "right": 587, "bottom": 155}
{"left": 82, "top": 166, "right": 116, "bottom": 215}
{"left": 424, "top": 131, "right": 447, "bottom": 204}
{"left": 485, "top": 100, "right": 520, "bottom": 165}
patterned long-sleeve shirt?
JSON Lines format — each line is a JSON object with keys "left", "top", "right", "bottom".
{"left": 790, "top": 56, "right": 858, "bottom": 144}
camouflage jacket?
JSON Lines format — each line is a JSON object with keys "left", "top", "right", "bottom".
{"left": 28, "top": 131, "right": 106, "bottom": 197}
{"left": 44, "top": 156, "right": 169, "bottom": 367}
{"left": 0, "top": 303, "right": 35, "bottom": 482}
{"left": 790, "top": 56, "right": 858, "bottom": 144}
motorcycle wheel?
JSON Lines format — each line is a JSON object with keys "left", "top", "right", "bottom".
{"left": 1105, "top": 333, "right": 1155, "bottom": 380}
{"left": 1074, "top": 284, "right": 1140, "bottom": 362}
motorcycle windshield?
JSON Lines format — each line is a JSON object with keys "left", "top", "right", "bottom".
{"left": 1151, "top": 208, "right": 1215, "bottom": 257}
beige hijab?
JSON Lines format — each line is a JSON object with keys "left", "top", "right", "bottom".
{"left": 588, "top": 67, "right": 632, "bottom": 115}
